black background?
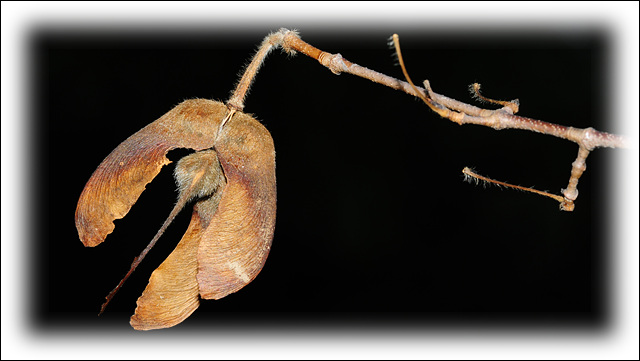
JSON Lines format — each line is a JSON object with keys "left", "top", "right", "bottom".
{"left": 33, "top": 25, "right": 614, "bottom": 332}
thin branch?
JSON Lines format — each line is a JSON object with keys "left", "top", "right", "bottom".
{"left": 229, "top": 28, "right": 628, "bottom": 211}
{"left": 462, "top": 167, "right": 566, "bottom": 204}
{"left": 227, "top": 30, "right": 291, "bottom": 111}
{"left": 470, "top": 83, "right": 520, "bottom": 114}
{"left": 560, "top": 146, "right": 591, "bottom": 211}
{"left": 279, "top": 29, "right": 627, "bottom": 150}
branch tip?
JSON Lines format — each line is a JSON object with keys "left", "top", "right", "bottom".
{"left": 470, "top": 83, "right": 519, "bottom": 114}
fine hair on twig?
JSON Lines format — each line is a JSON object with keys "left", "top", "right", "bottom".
{"left": 462, "top": 167, "right": 565, "bottom": 204}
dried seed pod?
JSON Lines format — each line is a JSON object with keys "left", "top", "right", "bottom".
{"left": 173, "top": 150, "right": 227, "bottom": 203}
{"left": 75, "top": 99, "right": 276, "bottom": 329}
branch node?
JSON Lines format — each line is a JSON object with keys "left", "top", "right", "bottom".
{"left": 581, "top": 127, "right": 599, "bottom": 151}
{"left": 278, "top": 28, "right": 299, "bottom": 55}
{"left": 318, "top": 52, "right": 347, "bottom": 75}
{"left": 560, "top": 200, "right": 575, "bottom": 211}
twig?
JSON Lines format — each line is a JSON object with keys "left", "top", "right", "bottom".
{"left": 228, "top": 28, "right": 628, "bottom": 211}
{"left": 560, "top": 146, "right": 591, "bottom": 211}
{"left": 227, "top": 30, "right": 292, "bottom": 111}
{"left": 279, "top": 30, "right": 626, "bottom": 150}
{"left": 462, "top": 167, "right": 565, "bottom": 204}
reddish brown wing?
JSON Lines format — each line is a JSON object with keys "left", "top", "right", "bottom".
{"left": 129, "top": 110, "right": 277, "bottom": 329}
{"left": 130, "top": 149, "right": 227, "bottom": 330}
{"left": 196, "top": 111, "right": 277, "bottom": 300}
{"left": 75, "top": 99, "right": 228, "bottom": 247}
{"left": 129, "top": 190, "right": 224, "bottom": 330}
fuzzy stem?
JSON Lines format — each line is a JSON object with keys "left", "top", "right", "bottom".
{"left": 227, "top": 30, "right": 287, "bottom": 111}
{"left": 463, "top": 167, "right": 566, "bottom": 204}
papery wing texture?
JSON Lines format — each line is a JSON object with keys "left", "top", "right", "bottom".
{"left": 197, "top": 111, "right": 277, "bottom": 299}
{"left": 76, "top": 98, "right": 277, "bottom": 330}
{"left": 75, "top": 99, "right": 227, "bottom": 247}
{"left": 130, "top": 191, "right": 224, "bottom": 331}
